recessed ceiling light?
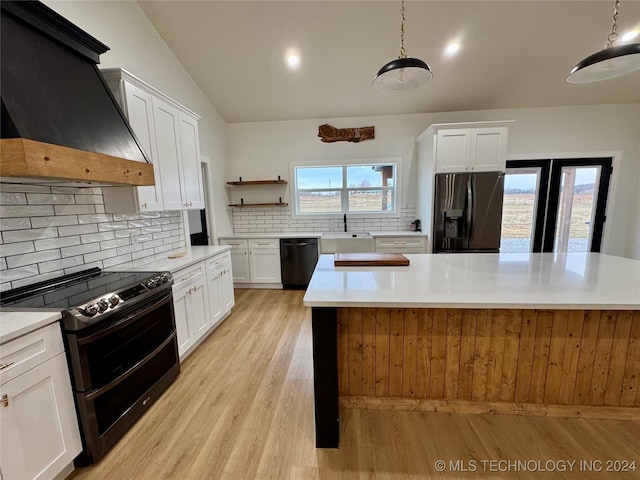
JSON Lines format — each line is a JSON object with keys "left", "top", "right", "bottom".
{"left": 286, "top": 52, "right": 300, "bottom": 70}
{"left": 621, "top": 30, "right": 638, "bottom": 42}
{"left": 445, "top": 42, "right": 460, "bottom": 56}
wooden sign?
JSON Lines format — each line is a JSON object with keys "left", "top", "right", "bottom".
{"left": 318, "top": 124, "right": 375, "bottom": 143}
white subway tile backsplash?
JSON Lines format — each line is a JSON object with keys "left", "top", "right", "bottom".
{"left": 84, "top": 249, "right": 118, "bottom": 264}
{"left": 1, "top": 186, "right": 186, "bottom": 289}
{"left": 81, "top": 231, "right": 115, "bottom": 244}
{"left": 117, "top": 244, "right": 143, "bottom": 255}
{"left": 31, "top": 215, "right": 79, "bottom": 228}
{"left": 0, "top": 184, "right": 50, "bottom": 193}
{"left": 0, "top": 192, "right": 27, "bottom": 204}
{"left": 0, "top": 217, "right": 31, "bottom": 231}
{"left": 50, "top": 186, "right": 94, "bottom": 195}
{"left": 53, "top": 204, "right": 95, "bottom": 215}
{"left": 1, "top": 241, "right": 35, "bottom": 257}
{"left": 58, "top": 224, "right": 98, "bottom": 237}
{"left": 6, "top": 250, "right": 61, "bottom": 268}
{"left": 74, "top": 195, "right": 103, "bottom": 205}
{"left": 113, "top": 213, "right": 139, "bottom": 221}
{"left": 98, "top": 238, "right": 131, "bottom": 250}
{"left": 77, "top": 213, "right": 113, "bottom": 224}
{"left": 103, "top": 254, "right": 133, "bottom": 268}
{"left": 3, "top": 227, "right": 58, "bottom": 243}
{"left": 64, "top": 262, "right": 103, "bottom": 275}
{"left": 61, "top": 243, "right": 101, "bottom": 258}
{"left": 35, "top": 236, "right": 81, "bottom": 251}
{"left": 26, "top": 193, "right": 75, "bottom": 205}
{"left": 129, "top": 219, "right": 151, "bottom": 228}
{"left": 1, "top": 205, "right": 54, "bottom": 218}
{"left": 0, "top": 264, "right": 39, "bottom": 282}
{"left": 39, "top": 256, "right": 84, "bottom": 274}
{"left": 97, "top": 222, "right": 129, "bottom": 231}
{"left": 11, "top": 270, "right": 64, "bottom": 288}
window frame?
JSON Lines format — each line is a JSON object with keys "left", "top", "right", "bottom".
{"left": 290, "top": 158, "right": 401, "bottom": 218}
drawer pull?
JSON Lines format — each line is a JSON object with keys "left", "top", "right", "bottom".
{"left": 392, "top": 242, "right": 407, "bottom": 245}
{"left": 179, "top": 272, "right": 198, "bottom": 282}
{"left": 2, "top": 394, "right": 8, "bottom": 407}
{"left": 227, "top": 243, "right": 241, "bottom": 246}
{"left": 0, "top": 361, "right": 14, "bottom": 371}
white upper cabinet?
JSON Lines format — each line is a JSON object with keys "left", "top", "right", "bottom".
{"left": 435, "top": 125, "right": 508, "bottom": 173}
{"left": 177, "top": 111, "right": 205, "bottom": 209}
{"left": 101, "top": 68, "right": 204, "bottom": 213}
{"left": 153, "top": 97, "right": 184, "bottom": 211}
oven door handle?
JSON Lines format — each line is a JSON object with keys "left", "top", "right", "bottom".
{"left": 85, "top": 332, "right": 176, "bottom": 402}
{"left": 77, "top": 291, "right": 173, "bottom": 345}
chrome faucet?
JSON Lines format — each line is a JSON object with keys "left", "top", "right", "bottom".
{"left": 343, "top": 213, "right": 347, "bottom": 232}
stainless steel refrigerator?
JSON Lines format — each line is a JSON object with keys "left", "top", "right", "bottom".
{"left": 433, "top": 172, "right": 505, "bottom": 253}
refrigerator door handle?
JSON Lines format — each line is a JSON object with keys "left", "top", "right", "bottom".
{"left": 466, "top": 176, "right": 474, "bottom": 246}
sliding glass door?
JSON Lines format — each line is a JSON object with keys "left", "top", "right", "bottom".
{"left": 500, "top": 158, "right": 612, "bottom": 253}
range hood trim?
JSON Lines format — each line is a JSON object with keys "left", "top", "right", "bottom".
{"left": 1, "top": 139, "right": 155, "bottom": 187}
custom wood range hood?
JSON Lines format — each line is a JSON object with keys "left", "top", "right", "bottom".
{"left": 0, "top": 1, "right": 154, "bottom": 186}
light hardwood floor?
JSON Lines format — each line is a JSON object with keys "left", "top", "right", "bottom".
{"left": 71, "top": 289, "right": 640, "bottom": 479}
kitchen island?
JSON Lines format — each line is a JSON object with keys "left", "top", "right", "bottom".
{"left": 303, "top": 253, "right": 640, "bottom": 447}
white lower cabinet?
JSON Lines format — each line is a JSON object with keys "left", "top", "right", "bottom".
{"left": 172, "top": 263, "right": 210, "bottom": 358}
{"left": 206, "top": 253, "right": 235, "bottom": 328}
{"left": 219, "top": 238, "right": 281, "bottom": 286}
{"left": 172, "top": 251, "right": 235, "bottom": 360}
{"left": 374, "top": 235, "right": 428, "bottom": 254}
{"left": 0, "top": 323, "right": 82, "bottom": 480}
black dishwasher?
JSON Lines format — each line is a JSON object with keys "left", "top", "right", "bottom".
{"left": 280, "top": 238, "right": 319, "bottom": 289}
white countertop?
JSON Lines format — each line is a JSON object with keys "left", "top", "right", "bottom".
{"left": 108, "top": 245, "right": 231, "bottom": 273}
{"left": 303, "top": 253, "right": 640, "bottom": 310}
{"left": 218, "top": 231, "right": 427, "bottom": 239}
{"left": 0, "top": 311, "right": 62, "bottom": 345}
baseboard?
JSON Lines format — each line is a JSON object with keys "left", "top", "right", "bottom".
{"left": 233, "top": 283, "right": 283, "bottom": 289}
{"left": 340, "top": 396, "right": 640, "bottom": 421}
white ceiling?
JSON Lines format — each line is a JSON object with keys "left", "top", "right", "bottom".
{"left": 138, "top": 0, "right": 640, "bottom": 123}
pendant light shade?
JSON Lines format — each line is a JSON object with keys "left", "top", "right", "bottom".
{"left": 567, "top": 43, "right": 640, "bottom": 83}
{"left": 373, "top": 0, "right": 431, "bottom": 93}
{"left": 373, "top": 57, "right": 432, "bottom": 92}
{"left": 567, "top": 0, "right": 640, "bottom": 83}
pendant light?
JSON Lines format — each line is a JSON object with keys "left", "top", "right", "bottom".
{"left": 373, "top": 0, "right": 432, "bottom": 92}
{"left": 567, "top": 0, "right": 640, "bottom": 83}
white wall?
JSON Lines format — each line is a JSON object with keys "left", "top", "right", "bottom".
{"left": 228, "top": 104, "right": 640, "bottom": 259}
{"left": 43, "top": 0, "right": 232, "bottom": 237}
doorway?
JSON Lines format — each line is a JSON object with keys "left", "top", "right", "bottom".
{"left": 189, "top": 162, "right": 211, "bottom": 246}
{"left": 500, "top": 158, "right": 612, "bottom": 253}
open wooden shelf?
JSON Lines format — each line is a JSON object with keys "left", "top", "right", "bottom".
{"left": 226, "top": 179, "right": 287, "bottom": 186}
{"left": 228, "top": 202, "right": 288, "bottom": 207}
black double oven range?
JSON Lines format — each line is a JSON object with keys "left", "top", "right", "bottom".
{"left": 1, "top": 267, "right": 180, "bottom": 464}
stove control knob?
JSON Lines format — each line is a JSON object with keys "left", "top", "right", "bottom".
{"left": 98, "top": 299, "right": 109, "bottom": 312}
{"left": 161, "top": 273, "right": 171, "bottom": 283}
{"left": 84, "top": 303, "right": 99, "bottom": 316}
{"left": 109, "top": 296, "right": 120, "bottom": 307}
{"left": 146, "top": 280, "right": 156, "bottom": 289}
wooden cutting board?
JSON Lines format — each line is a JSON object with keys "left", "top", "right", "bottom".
{"left": 334, "top": 253, "right": 410, "bottom": 266}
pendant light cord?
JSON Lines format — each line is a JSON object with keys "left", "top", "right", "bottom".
{"left": 399, "top": 0, "right": 407, "bottom": 59}
{"left": 607, "top": 0, "right": 620, "bottom": 48}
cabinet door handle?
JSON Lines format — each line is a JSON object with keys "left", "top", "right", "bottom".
{"left": 2, "top": 394, "right": 8, "bottom": 407}
{"left": 392, "top": 241, "right": 407, "bottom": 245}
{"left": 141, "top": 202, "right": 148, "bottom": 209}
{"left": 0, "top": 361, "right": 14, "bottom": 371}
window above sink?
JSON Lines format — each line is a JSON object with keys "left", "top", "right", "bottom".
{"left": 291, "top": 159, "right": 399, "bottom": 218}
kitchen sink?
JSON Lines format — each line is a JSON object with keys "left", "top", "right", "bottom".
{"left": 320, "top": 232, "right": 374, "bottom": 254}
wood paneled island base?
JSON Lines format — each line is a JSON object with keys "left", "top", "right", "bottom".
{"left": 305, "top": 253, "right": 640, "bottom": 448}
{"left": 311, "top": 307, "right": 640, "bottom": 447}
